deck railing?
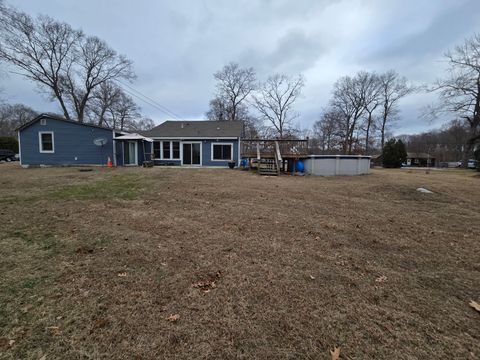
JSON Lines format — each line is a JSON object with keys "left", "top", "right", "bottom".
{"left": 241, "top": 139, "right": 309, "bottom": 159}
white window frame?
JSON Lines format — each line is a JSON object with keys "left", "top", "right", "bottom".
{"left": 160, "top": 140, "right": 181, "bottom": 160}
{"left": 153, "top": 140, "right": 161, "bottom": 160}
{"left": 211, "top": 142, "right": 233, "bottom": 161}
{"left": 171, "top": 141, "right": 180, "bottom": 160}
{"left": 38, "top": 131, "right": 55, "bottom": 153}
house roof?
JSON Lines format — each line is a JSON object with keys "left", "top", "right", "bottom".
{"left": 16, "top": 113, "right": 113, "bottom": 132}
{"left": 407, "top": 152, "right": 434, "bottom": 159}
{"left": 143, "top": 120, "right": 243, "bottom": 138}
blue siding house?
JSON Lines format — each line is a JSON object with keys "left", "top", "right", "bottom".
{"left": 143, "top": 120, "right": 243, "bottom": 167}
{"left": 18, "top": 114, "right": 118, "bottom": 166}
{"left": 17, "top": 115, "right": 243, "bottom": 168}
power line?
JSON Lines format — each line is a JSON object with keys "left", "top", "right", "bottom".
{"left": 119, "top": 86, "right": 179, "bottom": 119}
{"left": 115, "top": 79, "right": 181, "bottom": 120}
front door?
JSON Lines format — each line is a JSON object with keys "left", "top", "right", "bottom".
{"left": 124, "top": 141, "right": 137, "bottom": 165}
{"left": 182, "top": 142, "right": 201, "bottom": 165}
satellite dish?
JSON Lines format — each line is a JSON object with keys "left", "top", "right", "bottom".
{"left": 93, "top": 137, "right": 108, "bottom": 146}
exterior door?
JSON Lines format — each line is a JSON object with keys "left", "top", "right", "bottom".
{"left": 182, "top": 142, "right": 201, "bottom": 165}
{"left": 124, "top": 141, "right": 137, "bottom": 165}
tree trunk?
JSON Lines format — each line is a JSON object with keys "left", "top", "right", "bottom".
{"left": 53, "top": 89, "right": 71, "bottom": 120}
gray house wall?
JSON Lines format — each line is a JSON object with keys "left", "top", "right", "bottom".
{"left": 19, "top": 117, "right": 114, "bottom": 166}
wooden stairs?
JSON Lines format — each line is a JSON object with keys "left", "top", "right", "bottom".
{"left": 258, "top": 141, "right": 282, "bottom": 176}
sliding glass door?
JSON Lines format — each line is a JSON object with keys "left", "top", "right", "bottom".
{"left": 124, "top": 141, "right": 137, "bottom": 165}
{"left": 182, "top": 142, "right": 201, "bottom": 165}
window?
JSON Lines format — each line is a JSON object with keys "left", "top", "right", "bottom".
{"left": 212, "top": 143, "right": 232, "bottom": 161}
{"left": 40, "top": 119, "right": 47, "bottom": 125}
{"left": 153, "top": 141, "right": 161, "bottom": 159}
{"left": 160, "top": 141, "right": 180, "bottom": 159}
{"left": 39, "top": 132, "right": 54, "bottom": 153}
{"left": 172, "top": 141, "right": 180, "bottom": 159}
{"left": 162, "top": 141, "right": 170, "bottom": 159}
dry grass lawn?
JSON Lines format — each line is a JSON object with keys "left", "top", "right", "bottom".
{"left": 0, "top": 163, "right": 479, "bottom": 359}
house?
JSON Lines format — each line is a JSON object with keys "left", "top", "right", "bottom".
{"left": 17, "top": 114, "right": 242, "bottom": 167}
{"left": 142, "top": 120, "right": 243, "bottom": 166}
{"left": 370, "top": 154, "right": 383, "bottom": 167}
{"left": 406, "top": 152, "right": 435, "bottom": 167}
{"left": 18, "top": 114, "right": 117, "bottom": 167}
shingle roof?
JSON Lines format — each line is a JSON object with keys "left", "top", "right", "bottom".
{"left": 407, "top": 152, "right": 434, "bottom": 159}
{"left": 143, "top": 120, "right": 243, "bottom": 138}
{"left": 16, "top": 113, "right": 112, "bottom": 131}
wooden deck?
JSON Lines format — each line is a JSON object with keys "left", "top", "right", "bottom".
{"left": 241, "top": 139, "right": 309, "bottom": 159}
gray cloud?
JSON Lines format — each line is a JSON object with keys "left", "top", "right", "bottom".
{"left": 2, "top": 0, "right": 480, "bottom": 134}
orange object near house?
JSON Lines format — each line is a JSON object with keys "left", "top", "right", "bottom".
{"left": 107, "top": 157, "right": 113, "bottom": 168}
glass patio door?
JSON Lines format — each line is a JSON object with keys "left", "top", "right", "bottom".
{"left": 182, "top": 143, "right": 201, "bottom": 165}
{"left": 124, "top": 141, "right": 137, "bottom": 165}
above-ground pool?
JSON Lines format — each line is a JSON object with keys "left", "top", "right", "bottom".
{"left": 304, "top": 155, "right": 371, "bottom": 176}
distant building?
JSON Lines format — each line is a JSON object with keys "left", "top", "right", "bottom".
{"left": 406, "top": 152, "right": 435, "bottom": 167}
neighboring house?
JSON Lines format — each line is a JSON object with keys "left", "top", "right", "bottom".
{"left": 142, "top": 120, "right": 243, "bottom": 166}
{"left": 406, "top": 152, "right": 436, "bottom": 167}
{"left": 370, "top": 154, "right": 382, "bottom": 166}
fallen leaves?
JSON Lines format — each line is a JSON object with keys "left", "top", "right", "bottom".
{"left": 0, "top": 338, "right": 14, "bottom": 348}
{"left": 192, "top": 279, "right": 217, "bottom": 292}
{"left": 75, "top": 246, "right": 94, "bottom": 254}
{"left": 375, "top": 275, "right": 388, "bottom": 283}
{"left": 192, "top": 271, "right": 221, "bottom": 293}
{"left": 330, "top": 346, "right": 341, "bottom": 360}
{"left": 21, "top": 304, "right": 34, "bottom": 313}
{"left": 469, "top": 300, "right": 480, "bottom": 312}
{"left": 46, "top": 326, "right": 61, "bottom": 336}
{"left": 166, "top": 314, "right": 180, "bottom": 322}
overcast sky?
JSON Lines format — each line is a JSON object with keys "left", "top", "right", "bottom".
{"left": 2, "top": 0, "right": 480, "bottom": 134}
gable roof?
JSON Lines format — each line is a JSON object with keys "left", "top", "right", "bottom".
{"left": 16, "top": 113, "right": 113, "bottom": 132}
{"left": 143, "top": 120, "right": 243, "bottom": 138}
{"left": 407, "top": 152, "right": 434, "bottom": 159}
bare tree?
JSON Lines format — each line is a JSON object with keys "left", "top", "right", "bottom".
{"left": 206, "top": 97, "right": 230, "bottom": 121}
{"left": 330, "top": 73, "right": 368, "bottom": 154}
{"left": 132, "top": 117, "right": 155, "bottom": 132}
{"left": 0, "top": 103, "right": 37, "bottom": 136}
{"left": 313, "top": 108, "right": 342, "bottom": 153}
{"left": 107, "top": 91, "right": 140, "bottom": 131}
{"left": 62, "top": 36, "right": 134, "bottom": 122}
{"left": 431, "top": 33, "right": 480, "bottom": 165}
{"left": 209, "top": 62, "right": 256, "bottom": 122}
{"left": 360, "top": 72, "right": 382, "bottom": 154}
{"left": 378, "top": 70, "right": 414, "bottom": 150}
{"left": 253, "top": 73, "right": 305, "bottom": 138}
{"left": 86, "top": 81, "right": 122, "bottom": 126}
{"left": 0, "top": 4, "right": 134, "bottom": 122}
